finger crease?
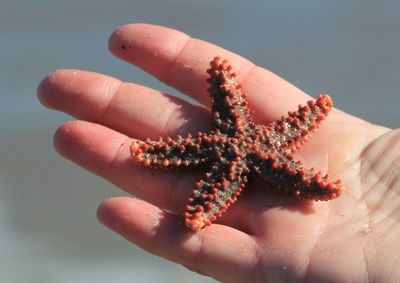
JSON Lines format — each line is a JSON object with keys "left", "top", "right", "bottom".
{"left": 162, "top": 36, "right": 194, "bottom": 86}
{"left": 107, "top": 136, "right": 132, "bottom": 173}
{"left": 98, "top": 80, "right": 124, "bottom": 125}
{"left": 160, "top": 102, "right": 180, "bottom": 137}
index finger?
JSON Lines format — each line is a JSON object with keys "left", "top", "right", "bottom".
{"left": 108, "top": 23, "right": 311, "bottom": 122}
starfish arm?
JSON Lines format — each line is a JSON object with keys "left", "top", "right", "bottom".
{"left": 184, "top": 158, "right": 249, "bottom": 230}
{"left": 266, "top": 94, "right": 333, "bottom": 154}
{"left": 251, "top": 151, "right": 344, "bottom": 201}
{"left": 207, "top": 57, "right": 253, "bottom": 136}
{"left": 130, "top": 133, "right": 218, "bottom": 169}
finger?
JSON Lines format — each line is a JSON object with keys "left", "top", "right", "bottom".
{"left": 38, "top": 70, "right": 211, "bottom": 139}
{"left": 97, "top": 196, "right": 257, "bottom": 283}
{"left": 55, "top": 120, "right": 258, "bottom": 233}
{"left": 109, "top": 23, "right": 311, "bottom": 122}
{"left": 54, "top": 120, "right": 201, "bottom": 213}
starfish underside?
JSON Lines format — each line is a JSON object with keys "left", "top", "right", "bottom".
{"left": 130, "top": 57, "right": 344, "bottom": 230}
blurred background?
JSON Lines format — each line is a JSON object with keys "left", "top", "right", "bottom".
{"left": 1, "top": 1, "right": 399, "bottom": 282}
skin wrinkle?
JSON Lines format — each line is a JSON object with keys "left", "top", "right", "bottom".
{"left": 161, "top": 35, "right": 193, "bottom": 89}
{"left": 361, "top": 151, "right": 384, "bottom": 199}
{"left": 182, "top": 232, "right": 204, "bottom": 276}
{"left": 362, "top": 238, "right": 374, "bottom": 283}
{"left": 360, "top": 244, "right": 370, "bottom": 283}
{"left": 97, "top": 79, "right": 123, "bottom": 126}
{"left": 232, "top": 59, "right": 257, "bottom": 89}
{"left": 361, "top": 135, "right": 397, "bottom": 214}
{"left": 344, "top": 171, "right": 361, "bottom": 203}
{"left": 385, "top": 158, "right": 400, "bottom": 190}
{"left": 302, "top": 150, "right": 338, "bottom": 281}
{"left": 361, "top": 129, "right": 395, "bottom": 181}
{"left": 388, "top": 167, "right": 400, "bottom": 190}
{"left": 358, "top": 125, "right": 370, "bottom": 162}
{"left": 375, "top": 169, "right": 399, "bottom": 216}
{"left": 145, "top": 207, "right": 164, "bottom": 254}
{"left": 159, "top": 99, "right": 181, "bottom": 137}
{"left": 352, "top": 217, "right": 370, "bottom": 282}
{"left": 354, "top": 134, "right": 400, "bottom": 283}
{"left": 106, "top": 135, "right": 131, "bottom": 179}
{"left": 387, "top": 251, "right": 400, "bottom": 280}
{"left": 354, "top": 208, "right": 372, "bottom": 283}
{"left": 181, "top": 230, "right": 204, "bottom": 276}
{"left": 249, "top": 237, "right": 266, "bottom": 283}
{"left": 378, "top": 133, "right": 400, "bottom": 212}
{"left": 377, "top": 147, "right": 397, "bottom": 186}
{"left": 386, "top": 206, "right": 400, "bottom": 227}
{"left": 237, "top": 235, "right": 258, "bottom": 282}
{"left": 355, "top": 133, "right": 368, "bottom": 202}
{"left": 387, "top": 174, "right": 400, "bottom": 199}
{"left": 255, "top": 241, "right": 274, "bottom": 283}
{"left": 303, "top": 207, "right": 331, "bottom": 283}
{"left": 226, "top": 234, "right": 256, "bottom": 282}
{"left": 145, "top": 207, "right": 185, "bottom": 260}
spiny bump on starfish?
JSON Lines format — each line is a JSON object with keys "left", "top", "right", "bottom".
{"left": 130, "top": 56, "right": 344, "bottom": 230}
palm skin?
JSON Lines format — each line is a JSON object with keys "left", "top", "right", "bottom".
{"left": 37, "top": 23, "right": 400, "bottom": 282}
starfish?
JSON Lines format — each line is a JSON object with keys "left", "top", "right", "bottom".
{"left": 130, "top": 57, "right": 344, "bottom": 230}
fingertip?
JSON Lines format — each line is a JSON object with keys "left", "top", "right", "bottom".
{"left": 96, "top": 197, "right": 113, "bottom": 226}
{"left": 53, "top": 120, "right": 79, "bottom": 159}
{"left": 38, "top": 69, "right": 97, "bottom": 109}
{"left": 52, "top": 121, "right": 129, "bottom": 177}
{"left": 108, "top": 23, "right": 190, "bottom": 77}
{"left": 37, "top": 69, "right": 121, "bottom": 120}
{"left": 37, "top": 69, "right": 66, "bottom": 109}
{"left": 96, "top": 196, "right": 130, "bottom": 228}
{"left": 108, "top": 22, "right": 185, "bottom": 54}
{"left": 96, "top": 197, "right": 173, "bottom": 249}
{"left": 107, "top": 23, "right": 136, "bottom": 57}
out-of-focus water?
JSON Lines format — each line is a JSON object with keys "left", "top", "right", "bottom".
{"left": 1, "top": 1, "right": 399, "bottom": 282}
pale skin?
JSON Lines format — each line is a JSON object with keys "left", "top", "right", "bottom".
{"left": 37, "top": 24, "right": 400, "bottom": 283}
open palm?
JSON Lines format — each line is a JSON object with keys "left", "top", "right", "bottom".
{"left": 38, "top": 24, "right": 400, "bottom": 282}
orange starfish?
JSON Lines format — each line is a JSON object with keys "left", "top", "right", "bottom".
{"left": 130, "top": 57, "right": 344, "bottom": 230}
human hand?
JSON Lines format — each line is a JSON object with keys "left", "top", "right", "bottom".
{"left": 38, "top": 23, "right": 400, "bottom": 282}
